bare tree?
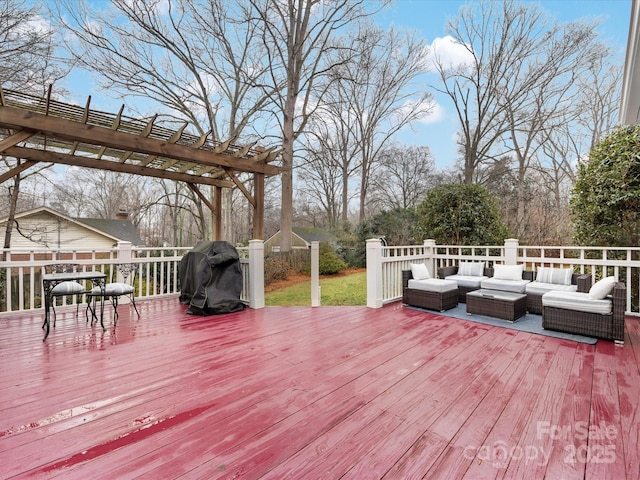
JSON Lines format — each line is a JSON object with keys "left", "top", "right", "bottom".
{"left": 49, "top": 169, "right": 156, "bottom": 222}
{"left": 433, "top": 0, "right": 568, "bottom": 183}
{"left": 370, "top": 145, "right": 437, "bottom": 211}
{"left": 502, "top": 20, "right": 605, "bottom": 237}
{"left": 54, "top": 0, "right": 279, "bottom": 242}
{"left": 300, "top": 24, "right": 434, "bottom": 226}
{"left": 298, "top": 106, "right": 360, "bottom": 229}
{"left": 1, "top": 0, "right": 67, "bottom": 251}
{"left": 247, "top": 0, "right": 383, "bottom": 251}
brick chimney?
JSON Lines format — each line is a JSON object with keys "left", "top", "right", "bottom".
{"left": 116, "top": 208, "right": 129, "bottom": 220}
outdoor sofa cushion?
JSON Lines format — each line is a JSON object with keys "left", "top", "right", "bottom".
{"left": 493, "top": 264, "right": 524, "bottom": 281}
{"left": 443, "top": 261, "right": 488, "bottom": 288}
{"left": 480, "top": 264, "right": 530, "bottom": 293}
{"left": 444, "top": 274, "right": 488, "bottom": 289}
{"left": 542, "top": 290, "right": 612, "bottom": 315}
{"left": 407, "top": 278, "right": 458, "bottom": 293}
{"left": 480, "top": 277, "right": 530, "bottom": 293}
{"left": 457, "top": 261, "right": 485, "bottom": 276}
{"left": 536, "top": 266, "right": 573, "bottom": 285}
{"left": 410, "top": 263, "right": 431, "bottom": 280}
{"left": 589, "top": 276, "right": 617, "bottom": 299}
{"left": 525, "top": 281, "right": 577, "bottom": 296}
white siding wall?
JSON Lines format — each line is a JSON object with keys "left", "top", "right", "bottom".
{"left": 1, "top": 212, "right": 116, "bottom": 250}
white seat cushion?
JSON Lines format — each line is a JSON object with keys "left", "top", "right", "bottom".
{"left": 526, "top": 281, "right": 577, "bottom": 296}
{"left": 480, "top": 277, "right": 530, "bottom": 293}
{"left": 408, "top": 278, "right": 458, "bottom": 293}
{"left": 91, "top": 283, "right": 134, "bottom": 295}
{"left": 445, "top": 274, "right": 488, "bottom": 288}
{"left": 542, "top": 291, "right": 612, "bottom": 315}
{"left": 51, "top": 281, "right": 85, "bottom": 294}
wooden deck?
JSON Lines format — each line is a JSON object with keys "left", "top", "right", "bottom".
{"left": 1, "top": 298, "right": 639, "bottom": 479}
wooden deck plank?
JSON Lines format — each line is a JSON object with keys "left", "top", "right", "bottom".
{"left": 136, "top": 314, "right": 485, "bottom": 478}
{"left": 34, "top": 306, "right": 457, "bottom": 478}
{"left": 541, "top": 342, "right": 594, "bottom": 479}
{"left": 418, "top": 333, "right": 545, "bottom": 479}
{"left": 0, "top": 299, "right": 639, "bottom": 479}
{"left": 458, "top": 336, "right": 565, "bottom": 479}
{"left": 503, "top": 340, "right": 582, "bottom": 479}
{"left": 3, "top": 308, "right": 390, "bottom": 475}
{"left": 262, "top": 322, "right": 525, "bottom": 479}
{"left": 616, "top": 317, "right": 640, "bottom": 479}
{"left": 370, "top": 329, "right": 524, "bottom": 478}
{"left": 584, "top": 341, "right": 628, "bottom": 479}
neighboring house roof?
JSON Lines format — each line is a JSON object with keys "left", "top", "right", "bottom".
{"left": 1, "top": 206, "right": 143, "bottom": 247}
{"left": 292, "top": 227, "right": 337, "bottom": 244}
{"left": 76, "top": 218, "right": 143, "bottom": 246}
{"left": 264, "top": 227, "right": 337, "bottom": 250}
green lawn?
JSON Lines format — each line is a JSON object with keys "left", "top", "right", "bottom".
{"left": 265, "top": 271, "right": 366, "bottom": 306}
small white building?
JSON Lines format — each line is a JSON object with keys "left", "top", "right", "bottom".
{"left": 0, "top": 206, "right": 143, "bottom": 250}
{"left": 263, "top": 226, "right": 337, "bottom": 254}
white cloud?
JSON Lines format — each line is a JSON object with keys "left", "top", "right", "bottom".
{"left": 426, "top": 36, "right": 475, "bottom": 71}
{"left": 417, "top": 101, "right": 445, "bottom": 125}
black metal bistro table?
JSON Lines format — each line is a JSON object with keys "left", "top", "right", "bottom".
{"left": 42, "top": 271, "right": 106, "bottom": 341}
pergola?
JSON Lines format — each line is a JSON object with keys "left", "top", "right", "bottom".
{"left": 0, "top": 87, "right": 281, "bottom": 240}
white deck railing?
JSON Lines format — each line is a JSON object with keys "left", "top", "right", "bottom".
{"left": 0, "top": 240, "right": 265, "bottom": 314}
{"left": 367, "top": 238, "right": 640, "bottom": 315}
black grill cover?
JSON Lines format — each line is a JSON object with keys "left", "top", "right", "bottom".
{"left": 179, "top": 240, "right": 245, "bottom": 315}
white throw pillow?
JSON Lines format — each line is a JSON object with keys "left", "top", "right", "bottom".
{"left": 588, "top": 276, "right": 617, "bottom": 300}
{"left": 410, "top": 263, "right": 431, "bottom": 280}
{"left": 537, "top": 266, "right": 573, "bottom": 285}
{"left": 493, "top": 264, "right": 524, "bottom": 281}
{"left": 458, "top": 262, "right": 485, "bottom": 276}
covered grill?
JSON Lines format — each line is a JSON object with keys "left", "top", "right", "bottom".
{"left": 179, "top": 241, "right": 245, "bottom": 315}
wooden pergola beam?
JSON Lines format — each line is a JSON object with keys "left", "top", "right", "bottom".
{"left": 4, "top": 146, "right": 235, "bottom": 188}
{"left": 0, "top": 107, "right": 281, "bottom": 175}
{"left": 0, "top": 160, "right": 38, "bottom": 185}
{"left": 0, "top": 131, "right": 33, "bottom": 153}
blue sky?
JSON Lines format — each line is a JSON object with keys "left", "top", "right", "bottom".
{"left": 378, "top": 0, "right": 633, "bottom": 168}
{"left": 62, "top": 0, "right": 633, "bottom": 170}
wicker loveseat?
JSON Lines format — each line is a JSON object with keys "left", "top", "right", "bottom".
{"left": 542, "top": 280, "right": 626, "bottom": 343}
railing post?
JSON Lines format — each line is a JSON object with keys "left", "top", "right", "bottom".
{"left": 248, "top": 240, "right": 265, "bottom": 309}
{"left": 366, "top": 238, "right": 383, "bottom": 308}
{"left": 505, "top": 238, "right": 519, "bottom": 265}
{"left": 311, "top": 241, "right": 320, "bottom": 307}
{"left": 116, "top": 241, "right": 133, "bottom": 282}
{"left": 423, "top": 239, "right": 436, "bottom": 277}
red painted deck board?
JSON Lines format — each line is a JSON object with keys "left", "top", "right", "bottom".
{"left": 1, "top": 299, "right": 639, "bottom": 479}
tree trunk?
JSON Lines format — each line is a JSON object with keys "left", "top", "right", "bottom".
{"left": 3, "top": 167, "right": 21, "bottom": 257}
{"left": 279, "top": 91, "right": 296, "bottom": 253}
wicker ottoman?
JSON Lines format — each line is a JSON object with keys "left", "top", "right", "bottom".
{"left": 403, "top": 278, "right": 459, "bottom": 312}
{"left": 466, "top": 289, "right": 527, "bottom": 322}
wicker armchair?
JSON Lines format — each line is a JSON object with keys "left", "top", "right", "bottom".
{"left": 437, "top": 265, "right": 494, "bottom": 303}
{"left": 526, "top": 273, "right": 592, "bottom": 314}
{"left": 542, "top": 282, "right": 626, "bottom": 343}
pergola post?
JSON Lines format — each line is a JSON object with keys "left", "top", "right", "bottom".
{"left": 213, "top": 186, "right": 222, "bottom": 240}
{"left": 253, "top": 173, "right": 264, "bottom": 240}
